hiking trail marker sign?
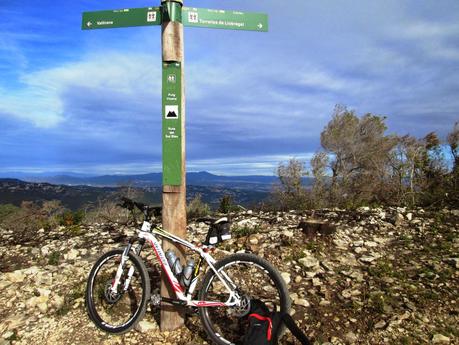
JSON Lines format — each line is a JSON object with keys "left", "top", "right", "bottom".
{"left": 82, "top": 0, "right": 268, "bottom": 331}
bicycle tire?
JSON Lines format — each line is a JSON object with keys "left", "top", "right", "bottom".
{"left": 85, "top": 248, "right": 150, "bottom": 334}
{"left": 198, "top": 253, "right": 290, "bottom": 345}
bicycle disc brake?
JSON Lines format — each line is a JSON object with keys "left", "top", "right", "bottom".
{"left": 104, "top": 281, "right": 122, "bottom": 304}
{"left": 231, "top": 294, "right": 251, "bottom": 318}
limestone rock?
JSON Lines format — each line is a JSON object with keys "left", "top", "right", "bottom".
{"left": 135, "top": 320, "right": 158, "bottom": 333}
{"left": 432, "top": 334, "right": 450, "bottom": 344}
{"left": 298, "top": 256, "right": 319, "bottom": 269}
{"left": 281, "top": 272, "right": 291, "bottom": 285}
{"left": 5, "top": 271, "right": 25, "bottom": 283}
{"left": 344, "top": 331, "right": 358, "bottom": 344}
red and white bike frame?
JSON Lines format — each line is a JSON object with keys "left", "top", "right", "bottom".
{"left": 111, "top": 221, "right": 241, "bottom": 308}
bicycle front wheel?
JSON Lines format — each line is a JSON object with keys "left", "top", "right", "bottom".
{"left": 198, "top": 253, "right": 290, "bottom": 345}
{"left": 85, "top": 248, "right": 150, "bottom": 334}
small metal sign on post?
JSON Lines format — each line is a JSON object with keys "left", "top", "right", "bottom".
{"left": 82, "top": 0, "right": 268, "bottom": 331}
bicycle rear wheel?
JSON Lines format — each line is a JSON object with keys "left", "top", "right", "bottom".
{"left": 85, "top": 248, "right": 150, "bottom": 334}
{"left": 198, "top": 253, "right": 290, "bottom": 345}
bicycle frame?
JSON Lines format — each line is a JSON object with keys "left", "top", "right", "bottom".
{"left": 112, "top": 220, "right": 241, "bottom": 308}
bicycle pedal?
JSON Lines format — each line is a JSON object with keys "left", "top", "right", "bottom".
{"left": 150, "top": 294, "right": 161, "bottom": 307}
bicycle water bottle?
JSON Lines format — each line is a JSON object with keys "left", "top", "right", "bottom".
{"left": 180, "top": 259, "right": 195, "bottom": 287}
{"left": 165, "top": 249, "right": 183, "bottom": 277}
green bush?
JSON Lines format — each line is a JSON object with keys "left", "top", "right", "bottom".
{"left": 0, "top": 204, "right": 19, "bottom": 222}
{"left": 187, "top": 194, "right": 210, "bottom": 219}
{"left": 58, "top": 210, "right": 85, "bottom": 226}
{"left": 232, "top": 225, "right": 259, "bottom": 238}
{"left": 218, "top": 194, "right": 238, "bottom": 214}
{"left": 48, "top": 251, "right": 61, "bottom": 265}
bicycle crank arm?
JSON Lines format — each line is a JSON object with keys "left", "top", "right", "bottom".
{"left": 150, "top": 294, "right": 187, "bottom": 307}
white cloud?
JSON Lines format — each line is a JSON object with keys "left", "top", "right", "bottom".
{"left": 0, "top": 51, "right": 161, "bottom": 128}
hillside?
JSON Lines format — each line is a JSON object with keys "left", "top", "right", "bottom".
{"left": 0, "top": 207, "right": 457, "bottom": 344}
{"left": 0, "top": 179, "right": 269, "bottom": 210}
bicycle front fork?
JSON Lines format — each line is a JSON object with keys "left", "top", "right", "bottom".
{"left": 110, "top": 238, "right": 144, "bottom": 294}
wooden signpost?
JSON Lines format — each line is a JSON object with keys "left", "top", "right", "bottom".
{"left": 82, "top": 0, "right": 268, "bottom": 331}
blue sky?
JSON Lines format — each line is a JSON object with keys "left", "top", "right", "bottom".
{"left": 1, "top": 0, "right": 458, "bottom": 176}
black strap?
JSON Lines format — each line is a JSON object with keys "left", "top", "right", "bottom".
{"left": 281, "top": 313, "right": 311, "bottom": 345}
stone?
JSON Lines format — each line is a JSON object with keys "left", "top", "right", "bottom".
{"left": 319, "top": 299, "right": 331, "bottom": 306}
{"left": 26, "top": 295, "right": 49, "bottom": 311}
{"left": 282, "top": 230, "right": 294, "bottom": 237}
{"left": 349, "top": 271, "right": 364, "bottom": 282}
{"left": 294, "top": 275, "right": 302, "bottom": 284}
{"left": 2, "top": 331, "right": 14, "bottom": 339}
{"left": 406, "top": 212, "right": 413, "bottom": 221}
{"left": 354, "top": 247, "right": 366, "bottom": 254}
{"left": 374, "top": 320, "right": 386, "bottom": 329}
{"left": 37, "top": 301, "right": 48, "bottom": 314}
{"left": 432, "top": 334, "right": 450, "bottom": 344}
{"left": 4, "top": 314, "right": 26, "bottom": 331}
{"left": 5, "top": 271, "right": 25, "bottom": 283}
{"left": 236, "top": 219, "right": 258, "bottom": 229}
{"left": 290, "top": 293, "right": 310, "bottom": 307}
{"left": 333, "top": 238, "right": 349, "bottom": 249}
{"left": 248, "top": 236, "right": 259, "bottom": 245}
{"left": 353, "top": 240, "right": 364, "bottom": 247}
{"left": 295, "top": 298, "right": 310, "bottom": 307}
{"left": 281, "top": 272, "right": 291, "bottom": 285}
{"left": 298, "top": 256, "right": 319, "bottom": 269}
{"left": 0, "top": 280, "right": 12, "bottom": 290}
{"left": 51, "top": 295, "right": 65, "bottom": 310}
{"left": 394, "top": 213, "right": 404, "bottom": 226}
{"left": 344, "top": 331, "right": 358, "bottom": 344}
{"left": 365, "top": 241, "right": 378, "bottom": 248}
{"left": 36, "top": 288, "right": 51, "bottom": 297}
{"left": 312, "top": 278, "right": 322, "bottom": 287}
{"left": 64, "top": 249, "right": 79, "bottom": 260}
{"left": 360, "top": 255, "right": 380, "bottom": 263}
{"left": 342, "top": 289, "right": 361, "bottom": 299}
{"left": 135, "top": 320, "right": 158, "bottom": 333}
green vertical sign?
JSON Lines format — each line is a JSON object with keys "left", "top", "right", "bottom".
{"left": 162, "top": 62, "right": 182, "bottom": 186}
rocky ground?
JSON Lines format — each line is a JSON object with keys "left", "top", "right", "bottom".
{"left": 0, "top": 207, "right": 458, "bottom": 345}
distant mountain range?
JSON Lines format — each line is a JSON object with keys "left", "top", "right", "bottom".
{"left": 0, "top": 171, "right": 313, "bottom": 191}
{"left": 0, "top": 172, "right": 314, "bottom": 210}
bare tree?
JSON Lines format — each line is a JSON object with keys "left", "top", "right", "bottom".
{"left": 318, "top": 105, "right": 396, "bottom": 206}
{"left": 310, "top": 151, "right": 329, "bottom": 208}
{"left": 272, "top": 158, "right": 309, "bottom": 210}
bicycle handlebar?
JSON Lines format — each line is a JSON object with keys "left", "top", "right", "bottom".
{"left": 118, "top": 197, "right": 162, "bottom": 220}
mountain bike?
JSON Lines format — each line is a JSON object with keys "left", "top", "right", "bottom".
{"left": 85, "top": 197, "right": 290, "bottom": 345}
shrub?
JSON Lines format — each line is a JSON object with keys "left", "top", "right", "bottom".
{"left": 187, "top": 194, "right": 210, "bottom": 219}
{"left": 48, "top": 251, "right": 61, "bottom": 265}
{"left": 0, "top": 204, "right": 19, "bottom": 222}
{"left": 218, "top": 194, "right": 238, "bottom": 214}
{"left": 58, "top": 210, "right": 85, "bottom": 226}
{"left": 232, "top": 225, "right": 260, "bottom": 238}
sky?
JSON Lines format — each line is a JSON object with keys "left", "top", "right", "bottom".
{"left": 1, "top": 0, "right": 458, "bottom": 176}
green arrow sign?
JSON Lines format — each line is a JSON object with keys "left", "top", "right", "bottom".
{"left": 182, "top": 7, "right": 268, "bottom": 31}
{"left": 82, "top": 7, "right": 161, "bottom": 30}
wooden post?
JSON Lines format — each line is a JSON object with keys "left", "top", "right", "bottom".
{"left": 160, "top": 0, "right": 187, "bottom": 331}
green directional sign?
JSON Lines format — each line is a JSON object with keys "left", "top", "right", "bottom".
{"left": 182, "top": 7, "right": 268, "bottom": 32}
{"left": 82, "top": 7, "right": 161, "bottom": 30}
{"left": 162, "top": 62, "right": 182, "bottom": 186}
